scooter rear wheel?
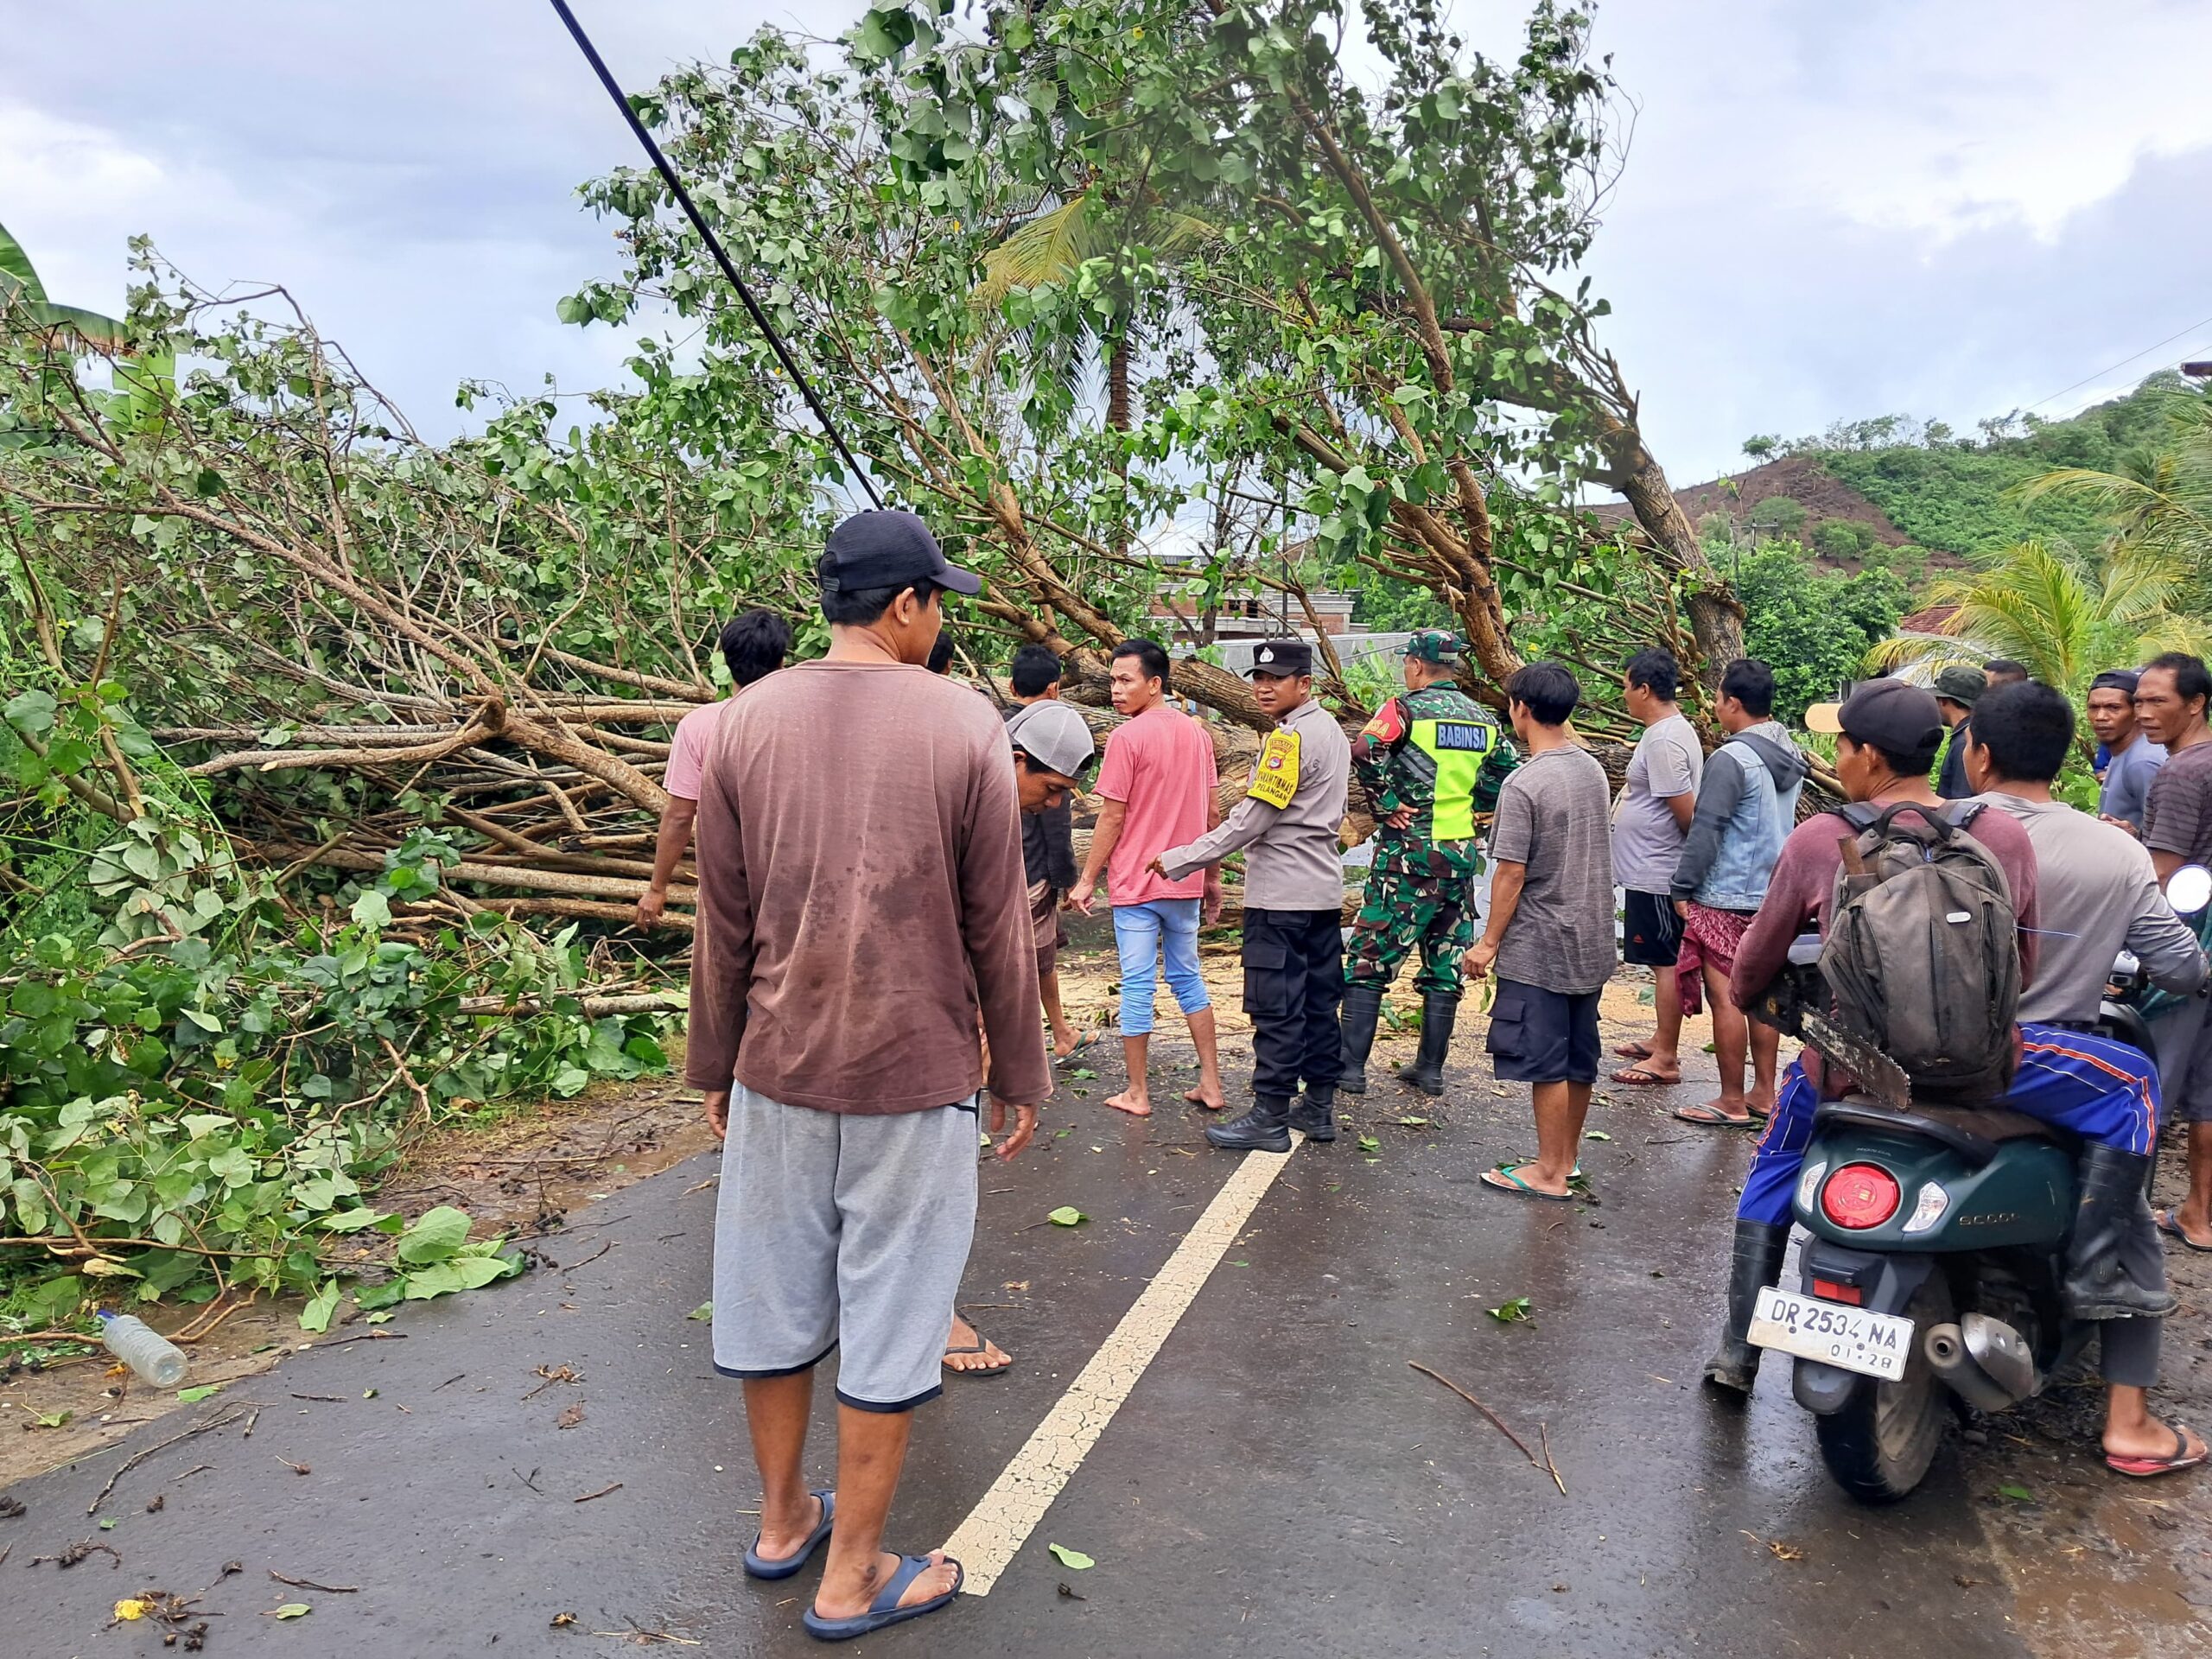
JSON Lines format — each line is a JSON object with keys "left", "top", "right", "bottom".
{"left": 1815, "top": 1275, "right": 1955, "bottom": 1503}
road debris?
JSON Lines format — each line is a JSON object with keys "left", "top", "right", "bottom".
{"left": 557, "top": 1402, "right": 588, "bottom": 1429}
{"left": 575, "top": 1480, "right": 625, "bottom": 1503}
{"left": 524, "top": 1363, "right": 583, "bottom": 1401}
{"left": 271, "top": 1568, "right": 359, "bottom": 1592}
{"left": 88, "top": 1408, "right": 245, "bottom": 1514}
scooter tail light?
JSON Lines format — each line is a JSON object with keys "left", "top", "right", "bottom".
{"left": 1811, "top": 1277, "right": 1863, "bottom": 1306}
{"left": 1820, "top": 1162, "right": 1902, "bottom": 1230}
{"left": 1900, "top": 1180, "right": 1950, "bottom": 1236}
{"left": 1793, "top": 1159, "right": 1831, "bottom": 1217}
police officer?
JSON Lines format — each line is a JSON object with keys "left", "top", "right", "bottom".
{"left": 1337, "top": 630, "right": 1518, "bottom": 1098}
{"left": 1154, "top": 639, "right": 1353, "bottom": 1151}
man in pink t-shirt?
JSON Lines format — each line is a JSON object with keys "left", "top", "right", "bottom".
{"left": 1071, "top": 639, "right": 1227, "bottom": 1116}
{"left": 635, "top": 609, "right": 792, "bottom": 929}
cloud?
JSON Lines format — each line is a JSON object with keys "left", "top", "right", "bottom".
{"left": 1577, "top": 0, "right": 2212, "bottom": 481}
{"left": 2, "top": 0, "right": 2204, "bottom": 493}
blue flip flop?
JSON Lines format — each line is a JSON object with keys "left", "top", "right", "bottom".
{"left": 744, "top": 1490, "right": 835, "bottom": 1580}
{"left": 801, "top": 1553, "right": 963, "bottom": 1643}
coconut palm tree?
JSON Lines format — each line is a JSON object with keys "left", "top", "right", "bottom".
{"left": 2018, "top": 396, "right": 2212, "bottom": 585}
{"left": 1864, "top": 536, "right": 2208, "bottom": 702}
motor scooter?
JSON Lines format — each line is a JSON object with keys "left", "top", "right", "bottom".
{"left": 1746, "top": 866, "right": 2212, "bottom": 1503}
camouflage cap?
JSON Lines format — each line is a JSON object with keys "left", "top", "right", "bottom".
{"left": 1405, "top": 629, "right": 1465, "bottom": 665}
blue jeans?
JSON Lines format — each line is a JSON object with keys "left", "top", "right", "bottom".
{"left": 1113, "top": 899, "right": 1210, "bottom": 1035}
{"left": 1738, "top": 1023, "right": 2162, "bottom": 1225}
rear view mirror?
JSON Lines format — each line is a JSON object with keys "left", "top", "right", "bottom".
{"left": 2170, "top": 864, "right": 2212, "bottom": 918}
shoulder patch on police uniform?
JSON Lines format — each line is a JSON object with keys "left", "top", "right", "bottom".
{"left": 1249, "top": 728, "right": 1301, "bottom": 809}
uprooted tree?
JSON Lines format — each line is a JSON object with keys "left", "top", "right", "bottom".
{"left": 0, "top": 0, "right": 1742, "bottom": 1321}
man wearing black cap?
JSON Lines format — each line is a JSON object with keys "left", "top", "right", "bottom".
{"left": 1153, "top": 639, "right": 1353, "bottom": 1152}
{"left": 2088, "top": 669, "right": 2164, "bottom": 835}
{"left": 687, "top": 509, "right": 1049, "bottom": 1640}
{"left": 1700, "top": 677, "right": 2043, "bottom": 1395}
{"left": 1932, "top": 664, "right": 1984, "bottom": 799}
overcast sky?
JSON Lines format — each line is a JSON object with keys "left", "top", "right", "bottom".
{"left": 4, "top": 0, "right": 2209, "bottom": 488}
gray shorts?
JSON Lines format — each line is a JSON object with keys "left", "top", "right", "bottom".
{"left": 711, "top": 1086, "right": 979, "bottom": 1412}
{"left": 2152, "top": 997, "right": 2212, "bottom": 1124}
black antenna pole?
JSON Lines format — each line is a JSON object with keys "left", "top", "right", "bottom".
{"left": 546, "top": 0, "right": 885, "bottom": 508}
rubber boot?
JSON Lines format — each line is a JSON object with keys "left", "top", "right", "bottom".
{"left": 1336, "top": 983, "right": 1385, "bottom": 1096}
{"left": 1207, "top": 1095, "right": 1293, "bottom": 1154}
{"left": 2064, "top": 1145, "right": 2177, "bottom": 1319}
{"left": 1701, "top": 1218, "right": 1789, "bottom": 1395}
{"left": 1289, "top": 1084, "right": 1337, "bottom": 1143}
{"left": 1394, "top": 991, "right": 1457, "bottom": 1096}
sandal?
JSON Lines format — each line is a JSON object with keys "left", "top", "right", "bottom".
{"left": 2155, "top": 1209, "right": 2212, "bottom": 1253}
{"left": 1609, "top": 1065, "right": 1680, "bottom": 1087}
{"left": 1674, "top": 1103, "right": 1758, "bottom": 1129}
{"left": 2107, "top": 1422, "right": 2209, "bottom": 1479}
{"left": 1611, "top": 1040, "right": 1654, "bottom": 1061}
{"left": 744, "top": 1490, "right": 835, "bottom": 1580}
{"left": 943, "top": 1328, "right": 1011, "bottom": 1378}
{"left": 1480, "top": 1162, "right": 1573, "bottom": 1203}
{"left": 802, "top": 1554, "right": 963, "bottom": 1641}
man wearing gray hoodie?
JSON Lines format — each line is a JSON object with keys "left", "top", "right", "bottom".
{"left": 1668, "top": 659, "right": 1810, "bottom": 1128}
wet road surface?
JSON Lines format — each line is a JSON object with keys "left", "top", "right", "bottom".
{"left": 0, "top": 1021, "right": 2192, "bottom": 1657}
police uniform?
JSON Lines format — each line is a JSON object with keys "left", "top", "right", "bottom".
{"left": 1338, "top": 630, "right": 1517, "bottom": 1096}
{"left": 1159, "top": 639, "right": 1353, "bottom": 1151}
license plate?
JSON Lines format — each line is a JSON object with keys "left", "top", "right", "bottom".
{"left": 1747, "top": 1287, "right": 1915, "bottom": 1381}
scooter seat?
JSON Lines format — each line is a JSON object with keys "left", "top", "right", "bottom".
{"left": 1815, "top": 1096, "right": 2063, "bottom": 1166}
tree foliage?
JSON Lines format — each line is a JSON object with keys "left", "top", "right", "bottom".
{"left": 559, "top": 0, "right": 1743, "bottom": 711}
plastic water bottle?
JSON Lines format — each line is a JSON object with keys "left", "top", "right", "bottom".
{"left": 98, "top": 1312, "right": 188, "bottom": 1389}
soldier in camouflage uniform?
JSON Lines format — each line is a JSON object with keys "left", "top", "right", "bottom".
{"left": 1338, "top": 630, "right": 1518, "bottom": 1097}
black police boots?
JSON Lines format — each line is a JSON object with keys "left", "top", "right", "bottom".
{"left": 1394, "top": 991, "right": 1457, "bottom": 1096}
{"left": 1702, "top": 1217, "right": 1789, "bottom": 1395}
{"left": 1336, "top": 983, "right": 1385, "bottom": 1096}
{"left": 2063, "top": 1145, "right": 2177, "bottom": 1320}
{"left": 1288, "top": 1085, "right": 1337, "bottom": 1142}
{"left": 1207, "top": 1095, "right": 1293, "bottom": 1154}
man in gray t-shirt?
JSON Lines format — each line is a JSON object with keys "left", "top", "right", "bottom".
{"left": 1465, "top": 663, "right": 1615, "bottom": 1203}
{"left": 1611, "top": 648, "right": 1702, "bottom": 1086}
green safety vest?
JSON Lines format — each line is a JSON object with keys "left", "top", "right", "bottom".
{"left": 1408, "top": 712, "right": 1495, "bottom": 842}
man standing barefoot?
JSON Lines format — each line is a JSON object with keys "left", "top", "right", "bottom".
{"left": 689, "top": 511, "right": 1050, "bottom": 1642}
{"left": 1608, "top": 648, "right": 1700, "bottom": 1089}
{"left": 1071, "top": 639, "right": 1228, "bottom": 1116}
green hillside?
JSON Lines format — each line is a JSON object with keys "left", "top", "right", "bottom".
{"left": 1802, "top": 373, "right": 2192, "bottom": 558}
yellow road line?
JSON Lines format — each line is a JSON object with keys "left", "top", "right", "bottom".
{"left": 942, "top": 1137, "right": 1300, "bottom": 1595}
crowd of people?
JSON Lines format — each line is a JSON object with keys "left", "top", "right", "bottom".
{"left": 648, "top": 508, "right": 2212, "bottom": 1641}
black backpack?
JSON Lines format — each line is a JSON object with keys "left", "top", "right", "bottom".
{"left": 1820, "top": 802, "right": 2021, "bottom": 1101}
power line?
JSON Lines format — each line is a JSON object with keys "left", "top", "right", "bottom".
{"left": 2024, "top": 311, "right": 2212, "bottom": 414}
{"left": 545, "top": 0, "right": 884, "bottom": 508}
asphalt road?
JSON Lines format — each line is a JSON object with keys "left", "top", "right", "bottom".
{"left": 1, "top": 1027, "right": 2186, "bottom": 1658}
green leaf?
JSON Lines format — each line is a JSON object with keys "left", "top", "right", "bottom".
{"left": 395, "top": 1205, "right": 471, "bottom": 1265}
{"left": 176, "top": 1384, "right": 221, "bottom": 1402}
{"left": 316, "top": 1207, "right": 393, "bottom": 1234}
{"left": 1584, "top": 1130, "right": 1611, "bottom": 1141}
{"left": 180, "top": 1007, "right": 221, "bottom": 1033}
{"left": 1046, "top": 1205, "right": 1085, "bottom": 1227}
{"left": 1357, "top": 1135, "right": 1380, "bottom": 1152}
{"left": 299, "top": 1280, "right": 342, "bottom": 1334}
{"left": 1396, "top": 1116, "right": 1427, "bottom": 1128}
{"left": 1996, "top": 1483, "right": 2035, "bottom": 1503}
{"left": 349, "top": 889, "right": 392, "bottom": 930}
{"left": 1046, "top": 1543, "right": 1095, "bottom": 1570}
{"left": 3, "top": 688, "right": 56, "bottom": 736}
{"left": 687, "top": 1301, "right": 714, "bottom": 1321}
{"left": 272, "top": 1603, "right": 311, "bottom": 1619}
{"left": 1486, "top": 1296, "right": 1535, "bottom": 1325}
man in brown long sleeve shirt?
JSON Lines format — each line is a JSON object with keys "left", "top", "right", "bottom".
{"left": 687, "top": 510, "right": 1049, "bottom": 1642}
